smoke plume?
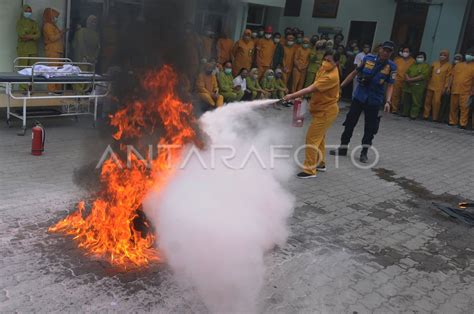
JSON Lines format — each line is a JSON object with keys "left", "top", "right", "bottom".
{"left": 145, "top": 100, "right": 296, "bottom": 313}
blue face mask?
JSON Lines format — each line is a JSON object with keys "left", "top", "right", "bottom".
{"left": 224, "top": 68, "right": 232, "bottom": 75}
{"left": 465, "top": 54, "right": 474, "bottom": 62}
{"left": 23, "top": 12, "right": 32, "bottom": 19}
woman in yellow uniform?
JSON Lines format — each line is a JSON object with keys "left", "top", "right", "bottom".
{"left": 283, "top": 50, "right": 341, "bottom": 178}
{"left": 448, "top": 50, "right": 474, "bottom": 129}
{"left": 392, "top": 46, "right": 415, "bottom": 113}
{"left": 291, "top": 37, "right": 311, "bottom": 93}
{"left": 423, "top": 50, "right": 452, "bottom": 121}
{"left": 282, "top": 34, "right": 297, "bottom": 87}
{"left": 43, "top": 8, "right": 65, "bottom": 92}
{"left": 232, "top": 29, "right": 255, "bottom": 76}
{"left": 195, "top": 62, "right": 224, "bottom": 108}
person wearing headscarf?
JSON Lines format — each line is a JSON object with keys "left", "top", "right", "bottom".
{"left": 282, "top": 34, "right": 297, "bottom": 86}
{"left": 402, "top": 52, "right": 430, "bottom": 119}
{"left": 246, "top": 68, "right": 267, "bottom": 99}
{"left": 16, "top": 5, "right": 40, "bottom": 67}
{"left": 232, "top": 29, "right": 255, "bottom": 76}
{"left": 260, "top": 69, "right": 278, "bottom": 98}
{"left": 218, "top": 61, "right": 244, "bottom": 103}
{"left": 448, "top": 49, "right": 474, "bottom": 129}
{"left": 423, "top": 50, "right": 452, "bottom": 121}
{"left": 72, "top": 15, "right": 100, "bottom": 66}
{"left": 392, "top": 46, "right": 415, "bottom": 113}
{"left": 274, "top": 68, "right": 289, "bottom": 99}
{"left": 291, "top": 37, "right": 311, "bottom": 93}
{"left": 304, "top": 39, "right": 325, "bottom": 88}
{"left": 43, "top": 8, "right": 66, "bottom": 92}
{"left": 196, "top": 62, "right": 224, "bottom": 108}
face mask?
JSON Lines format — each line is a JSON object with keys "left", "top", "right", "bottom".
{"left": 276, "top": 74, "right": 282, "bottom": 79}
{"left": 302, "top": 44, "right": 309, "bottom": 49}
{"left": 439, "top": 55, "right": 447, "bottom": 61}
{"left": 224, "top": 68, "right": 232, "bottom": 75}
{"left": 402, "top": 52, "right": 410, "bottom": 58}
{"left": 258, "top": 31, "right": 264, "bottom": 36}
{"left": 353, "top": 50, "right": 360, "bottom": 54}
{"left": 416, "top": 57, "right": 424, "bottom": 63}
{"left": 465, "top": 54, "right": 474, "bottom": 62}
{"left": 268, "top": 75, "right": 274, "bottom": 80}
{"left": 296, "top": 38, "right": 303, "bottom": 44}
{"left": 23, "top": 12, "right": 32, "bottom": 19}
{"left": 251, "top": 33, "right": 257, "bottom": 38}
{"left": 243, "top": 35, "right": 251, "bottom": 41}
{"left": 321, "top": 60, "right": 334, "bottom": 71}
{"left": 346, "top": 51, "right": 354, "bottom": 56}
{"left": 454, "top": 59, "right": 461, "bottom": 64}
{"left": 274, "top": 38, "right": 280, "bottom": 44}
{"left": 287, "top": 41, "right": 294, "bottom": 46}
{"left": 264, "top": 34, "right": 272, "bottom": 39}
{"left": 53, "top": 16, "right": 59, "bottom": 23}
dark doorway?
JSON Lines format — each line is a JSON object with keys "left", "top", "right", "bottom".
{"left": 347, "top": 21, "right": 377, "bottom": 48}
{"left": 391, "top": 2, "right": 429, "bottom": 53}
{"left": 460, "top": 1, "right": 474, "bottom": 53}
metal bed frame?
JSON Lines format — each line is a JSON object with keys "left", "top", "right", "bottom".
{"left": 1, "top": 57, "right": 110, "bottom": 135}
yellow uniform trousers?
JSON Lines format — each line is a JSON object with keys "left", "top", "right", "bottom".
{"left": 303, "top": 104, "right": 339, "bottom": 175}
{"left": 423, "top": 89, "right": 443, "bottom": 121}
{"left": 391, "top": 80, "right": 404, "bottom": 113}
{"left": 198, "top": 93, "right": 224, "bottom": 108}
{"left": 449, "top": 94, "right": 470, "bottom": 127}
{"left": 291, "top": 68, "right": 307, "bottom": 93}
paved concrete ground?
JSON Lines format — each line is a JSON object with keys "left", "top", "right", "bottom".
{"left": 0, "top": 104, "right": 473, "bottom": 313}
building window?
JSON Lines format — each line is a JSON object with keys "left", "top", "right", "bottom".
{"left": 312, "top": 0, "right": 340, "bottom": 18}
{"left": 247, "top": 4, "right": 266, "bottom": 27}
{"left": 284, "top": 0, "right": 302, "bottom": 17}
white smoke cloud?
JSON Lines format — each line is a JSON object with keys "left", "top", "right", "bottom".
{"left": 145, "top": 100, "right": 296, "bottom": 313}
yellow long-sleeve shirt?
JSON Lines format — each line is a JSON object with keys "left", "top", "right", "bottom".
{"left": 451, "top": 62, "right": 474, "bottom": 95}
{"left": 309, "top": 66, "right": 340, "bottom": 113}
{"left": 427, "top": 61, "right": 452, "bottom": 91}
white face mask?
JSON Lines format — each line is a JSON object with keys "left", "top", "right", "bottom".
{"left": 402, "top": 52, "right": 410, "bottom": 58}
{"left": 274, "top": 38, "right": 280, "bottom": 43}
{"left": 416, "top": 57, "right": 424, "bottom": 63}
{"left": 287, "top": 41, "right": 294, "bottom": 46}
{"left": 23, "top": 12, "right": 32, "bottom": 19}
{"left": 439, "top": 55, "right": 447, "bottom": 61}
{"left": 264, "top": 34, "right": 272, "bottom": 39}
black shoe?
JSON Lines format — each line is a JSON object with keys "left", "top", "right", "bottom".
{"left": 329, "top": 147, "right": 348, "bottom": 156}
{"left": 316, "top": 165, "right": 327, "bottom": 172}
{"left": 360, "top": 153, "right": 368, "bottom": 163}
{"left": 296, "top": 172, "right": 317, "bottom": 179}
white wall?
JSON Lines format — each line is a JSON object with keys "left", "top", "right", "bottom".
{"left": 278, "top": 0, "right": 397, "bottom": 48}
{"left": 420, "top": 0, "right": 468, "bottom": 62}
{"left": 0, "top": 0, "right": 23, "bottom": 71}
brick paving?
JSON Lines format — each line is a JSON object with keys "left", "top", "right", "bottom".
{"left": 0, "top": 104, "right": 473, "bottom": 313}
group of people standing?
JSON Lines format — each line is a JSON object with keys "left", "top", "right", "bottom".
{"left": 16, "top": 5, "right": 100, "bottom": 92}
{"left": 187, "top": 25, "right": 348, "bottom": 109}
{"left": 392, "top": 47, "right": 474, "bottom": 129}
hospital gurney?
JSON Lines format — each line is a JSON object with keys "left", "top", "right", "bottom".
{"left": 0, "top": 57, "right": 110, "bottom": 135}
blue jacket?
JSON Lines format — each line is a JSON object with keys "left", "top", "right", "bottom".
{"left": 354, "top": 54, "right": 397, "bottom": 107}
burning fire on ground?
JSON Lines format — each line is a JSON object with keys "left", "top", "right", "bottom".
{"left": 48, "top": 65, "right": 199, "bottom": 267}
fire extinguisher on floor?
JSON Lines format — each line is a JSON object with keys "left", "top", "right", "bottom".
{"left": 32, "top": 121, "right": 45, "bottom": 156}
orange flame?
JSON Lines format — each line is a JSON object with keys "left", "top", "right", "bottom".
{"left": 49, "top": 65, "right": 198, "bottom": 267}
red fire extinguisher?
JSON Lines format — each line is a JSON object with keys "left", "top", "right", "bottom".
{"left": 292, "top": 99, "right": 308, "bottom": 127}
{"left": 32, "top": 121, "right": 45, "bottom": 156}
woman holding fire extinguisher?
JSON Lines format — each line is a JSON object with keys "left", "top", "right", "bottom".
{"left": 283, "top": 50, "right": 341, "bottom": 179}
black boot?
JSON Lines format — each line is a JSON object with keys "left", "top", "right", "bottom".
{"left": 329, "top": 146, "right": 348, "bottom": 156}
{"left": 360, "top": 148, "right": 368, "bottom": 163}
